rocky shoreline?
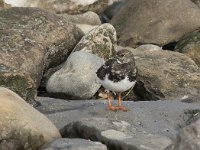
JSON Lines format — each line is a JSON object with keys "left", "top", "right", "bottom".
{"left": 0, "top": 0, "right": 200, "bottom": 149}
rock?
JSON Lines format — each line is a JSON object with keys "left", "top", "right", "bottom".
{"left": 37, "top": 97, "right": 200, "bottom": 139}
{"left": 46, "top": 51, "right": 104, "bottom": 99}
{"left": 41, "top": 138, "right": 107, "bottom": 150}
{"left": 38, "top": 64, "right": 64, "bottom": 97}
{"left": 73, "top": 23, "right": 117, "bottom": 59}
{"left": 125, "top": 47, "right": 200, "bottom": 100}
{"left": 166, "top": 117, "right": 200, "bottom": 150}
{"left": 191, "top": 0, "right": 200, "bottom": 8}
{"left": 0, "top": 7, "right": 82, "bottom": 103}
{"left": 36, "top": 97, "right": 200, "bottom": 150}
{"left": 0, "top": 87, "right": 61, "bottom": 150}
{"left": 0, "top": 0, "right": 4, "bottom": 8}
{"left": 101, "top": 1, "right": 126, "bottom": 22}
{"left": 175, "top": 29, "right": 200, "bottom": 67}
{"left": 0, "top": 0, "right": 10, "bottom": 8}
{"left": 110, "top": 0, "right": 200, "bottom": 48}
{"left": 76, "top": 24, "right": 99, "bottom": 35}
{"left": 59, "top": 11, "right": 101, "bottom": 34}
{"left": 5, "top": 0, "right": 111, "bottom": 15}
{"left": 59, "top": 11, "right": 101, "bottom": 26}
{"left": 136, "top": 44, "right": 162, "bottom": 51}
{"left": 62, "top": 118, "right": 172, "bottom": 150}
{"left": 112, "top": 0, "right": 125, "bottom": 2}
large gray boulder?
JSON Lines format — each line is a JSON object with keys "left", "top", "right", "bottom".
{"left": 73, "top": 23, "right": 117, "bottom": 59}
{"left": 59, "top": 11, "right": 101, "bottom": 26}
{"left": 41, "top": 138, "right": 107, "bottom": 150}
{"left": 126, "top": 47, "right": 200, "bottom": 100}
{"left": 111, "top": 0, "right": 200, "bottom": 48}
{"left": 59, "top": 11, "right": 101, "bottom": 34}
{"left": 48, "top": 24, "right": 117, "bottom": 100}
{"left": 0, "top": 7, "right": 82, "bottom": 103}
{"left": 46, "top": 51, "right": 104, "bottom": 99}
{"left": 0, "top": 87, "right": 61, "bottom": 150}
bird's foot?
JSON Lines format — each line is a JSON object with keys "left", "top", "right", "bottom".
{"left": 108, "top": 105, "right": 128, "bottom": 111}
{"left": 107, "top": 105, "right": 116, "bottom": 111}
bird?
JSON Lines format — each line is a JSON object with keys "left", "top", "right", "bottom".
{"left": 96, "top": 49, "right": 137, "bottom": 111}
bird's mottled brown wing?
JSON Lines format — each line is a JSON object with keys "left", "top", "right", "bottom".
{"left": 96, "top": 59, "right": 115, "bottom": 80}
{"left": 97, "top": 58, "right": 137, "bottom": 83}
{"left": 109, "top": 61, "right": 137, "bottom": 82}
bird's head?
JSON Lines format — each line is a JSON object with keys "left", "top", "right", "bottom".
{"left": 115, "top": 49, "right": 135, "bottom": 64}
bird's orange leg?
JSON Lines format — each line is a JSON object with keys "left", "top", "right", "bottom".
{"left": 107, "top": 92, "right": 115, "bottom": 111}
{"left": 116, "top": 92, "right": 128, "bottom": 111}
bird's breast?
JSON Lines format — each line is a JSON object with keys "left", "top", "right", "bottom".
{"left": 99, "top": 74, "right": 136, "bottom": 92}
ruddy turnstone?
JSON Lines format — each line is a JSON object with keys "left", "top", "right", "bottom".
{"left": 96, "top": 49, "right": 137, "bottom": 111}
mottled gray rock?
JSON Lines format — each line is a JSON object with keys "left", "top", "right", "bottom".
{"left": 191, "top": 0, "right": 200, "bottom": 8}
{"left": 59, "top": 11, "right": 101, "bottom": 26}
{"left": 76, "top": 24, "right": 99, "bottom": 35}
{"left": 5, "top": 0, "right": 111, "bottom": 14}
{"left": 136, "top": 44, "right": 162, "bottom": 51}
{"left": 62, "top": 118, "right": 172, "bottom": 150}
{"left": 0, "top": 7, "right": 82, "bottom": 103}
{"left": 46, "top": 51, "right": 104, "bottom": 99}
{"left": 59, "top": 11, "right": 101, "bottom": 34}
{"left": 41, "top": 138, "right": 107, "bottom": 150}
{"left": 0, "top": 88, "right": 61, "bottom": 150}
{"left": 175, "top": 29, "right": 200, "bottom": 67}
{"left": 111, "top": 0, "right": 200, "bottom": 48}
{"left": 73, "top": 23, "right": 117, "bottom": 59}
{"left": 127, "top": 47, "right": 200, "bottom": 100}
{"left": 37, "top": 97, "right": 200, "bottom": 150}
{"left": 166, "top": 117, "right": 200, "bottom": 150}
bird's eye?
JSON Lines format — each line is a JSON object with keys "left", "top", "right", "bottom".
{"left": 120, "top": 54, "right": 125, "bottom": 57}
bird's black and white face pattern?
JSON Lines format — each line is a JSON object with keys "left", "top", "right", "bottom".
{"left": 115, "top": 49, "right": 135, "bottom": 64}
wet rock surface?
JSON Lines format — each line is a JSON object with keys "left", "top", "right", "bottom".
{"left": 62, "top": 118, "right": 172, "bottom": 150}
{"left": 37, "top": 97, "right": 200, "bottom": 150}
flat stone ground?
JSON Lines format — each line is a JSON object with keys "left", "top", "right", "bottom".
{"left": 36, "top": 97, "right": 200, "bottom": 140}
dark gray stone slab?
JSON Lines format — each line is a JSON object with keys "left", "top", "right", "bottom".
{"left": 36, "top": 97, "right": 200, "bottom": 150}
{"left": 37, "top": 97, "right": 200, "bottom": 138}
